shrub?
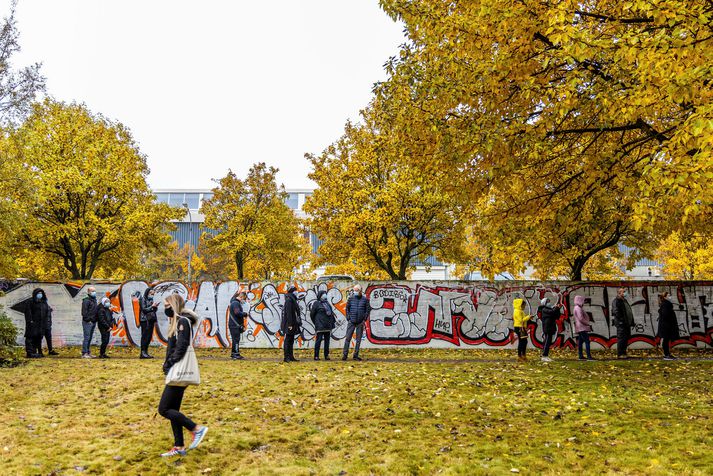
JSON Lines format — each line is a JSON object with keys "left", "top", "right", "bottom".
{"left": 0, "top": 305, "right": 21, "bottom": 364}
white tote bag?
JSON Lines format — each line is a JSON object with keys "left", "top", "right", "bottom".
{"left": 165, "top": 318, "right": 201, "bottom": 387}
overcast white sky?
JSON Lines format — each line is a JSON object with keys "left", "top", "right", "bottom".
{"left": 7, "top": 0, "right": 405, "bottom": 190}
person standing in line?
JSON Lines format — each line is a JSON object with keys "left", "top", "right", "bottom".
{"left": 311, "top": 290, "right": 336, "bottom": 361}
{"left": 158, "top": 293, "right": 208, "bottom": 457}
{"left": 81, "top": 286, "right": 99, "bottom": 358}
{"left": 39, "top": 291, "right": 58, "bottom": 356}
{"left": 97, "top": 297, "right": 116, "bottom": 359}
{"left": 657, "top": 292, "right": 680, "bottom": 360}
{"left": 538, "top": 297, "right": 561, "bottom": 362}
{"left": 139, "top": 288, "right": 159, "bottom": 359}
{"left": 512, "top": 298, "right": 531, "bottom": 361}
{"left": 228, "top": 291, "right": 248, "bottom": 360}
{"left": 24, "top": 288, "right": 49, "bottom": 358}
{"left": 342, "top": 284, "right": 370, "bottom": 361}
{"left": 573, "top": 295, "right": 594, "bottom": 361}
{"left": 281, "top": 286, "right": 301, "bottom": 362}
{"left": 611, "top": 287, "right": 634, "bottom": 359}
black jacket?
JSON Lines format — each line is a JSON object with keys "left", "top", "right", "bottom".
{"left": 657, "top": 299, "right": 680, "bottom": 340}
{"left": 612, "top": 297, "right": 634, "bottom": 328}
{"left": 81, "top": 296, "right": 99, "bottom": 323}
{"left": 346, "top": 294, "right": 370, "bottom": 324}
{"left": 538, "top": 304, "right": 560, "bottom": 336}
{"left": 139, "top": 290, "right": 158, "bottom": 322}
{"left": 280, "top": 292, "right": 301, "bottom": 335}
{"left": 97, "top": 306, "right": 115, "bottom": 330}
{"left": 228, "top": 298, "right": 248, "bottom": 331}
{"left": 311, "top": 292, "right": 336, "bottom": 333}
{"left": 24, "top": 288, "right": 50, "bottom": 338}
{"left": 163, "top": 311, "right": 198, "bottom": 374}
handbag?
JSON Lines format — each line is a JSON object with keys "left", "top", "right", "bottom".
{"left": 165, "top": 319, "right": 201, "bottom": 387}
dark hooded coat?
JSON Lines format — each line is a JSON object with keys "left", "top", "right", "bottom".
{"left": 24, "top": 288, "right": 50, "bottom": 338}
{"left": 311, "top": 291, "right": 336, "bottom": 333}
{"left": 657, "top": 298, "right": 680, "bottom": 340}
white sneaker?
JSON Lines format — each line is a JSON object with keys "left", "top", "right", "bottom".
{"left": 541, "top": 356, "right": 552, "bottom": 362}
{"left": 82, "top": 354, "right": 94, "bottom": 359}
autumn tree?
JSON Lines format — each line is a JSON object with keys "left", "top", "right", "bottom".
{"left": 305, "top": 108, "right": 468, "bottom": 280}
{"left": 372, "top": 0, "right": 711, "bottom": 277}
{"left": 655, "top": 211, "right": 713, "bottom": 280}
{"left": 200, "top": 163, "right": 308, "bottom": 280}
{"left": 10, "top": 99, "right": 182, "bottom": 280}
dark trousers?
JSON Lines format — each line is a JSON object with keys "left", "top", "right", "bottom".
{"left": 140, "top": 319, "right": 156, "bottom": 353}
{"left": 25, "top": 335, "right": 42, "bottom": 356}
{"left": 515, "top": 327, "right": 528, "bottom": 357}
{"left": 315, "top": 332, "right": 331, "bottom": 358}
{"left": 577, "top": 331, "right": 592, "bottom": 358}
{"left": 542, "top": 333, "right": 554, "bottom": 357}
{"left": 342, "top": 321, "right": 364, "bottom": 358}
{"left": 99, "top": 326, "right": 110, "bottom": 355}
{"left": 283, "top": 332, "right": 296, "bottom": 361}
{"left": 43, "top": 327, "right": 53, "bottom": 352}
{"left": 229, "top": 327, "right": 242, "bottom": 356}
{"left": 616, "top": 323, "right": 631, "bottom": 357}
{"left": 158, "top": 385, "right": 196, "bottom": 447}
{"left": 662, "top": 338, "right": 671, "bottom": 356}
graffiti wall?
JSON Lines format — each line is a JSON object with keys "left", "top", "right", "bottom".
{"left": 1, "top": 281, "right": 711, "bottom": 351}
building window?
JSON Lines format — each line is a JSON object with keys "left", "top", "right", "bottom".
{"left": 184, "top": 193, "right": 200, "bottom": 209}
{"left": 285, "top": 193, "right": 299, "bottom": 209}
{"left": 201, "top": 192, "right": 214, "bottom": 204}
{"left": 155, "top": 193, "right": 169, "bottom": 204}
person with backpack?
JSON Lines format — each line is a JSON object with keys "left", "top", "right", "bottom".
{"left": 228, "top": 291, "right": 249, "bottom": 360}
{"left": 97, "top": 297, "right": 116, "bottom": 359}
{"left": 611, "top": 287, "right": 634, "bottom": 359}
{"left": 573, "top": 295, "right": 594, "bottom": 361}
{"left": 537, "top": 297, "right": 561, "bottom": 362}
{"left": 512, "top": 298, "right": 531, "bottom": 361}
{"left": 139, "top": 288, "right": 159, "bottom": 359}
{"left": 158, "top": 293, "right": 208, "bottom": 457}
{"left": 342, "top": 284, "right": 370, "bottom": 361}
{"left": 81, "top": 286, "right": 100, "bottom": 358}
{"left": 311, "top": 290, "right": 336, "bottom": 360}
{"left": 24, "top": 288, "right": 49, "bottom": 358}
{"left": 280, "top": 286, "right": 301, "bottom": 362}
{"left": 657, "top": 292, "right": 680, "bottom": 360}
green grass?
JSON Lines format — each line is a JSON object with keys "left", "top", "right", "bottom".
{"left": 1, "top": 347, "right": 711, "bottom": 475}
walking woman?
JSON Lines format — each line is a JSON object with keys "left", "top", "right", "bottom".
{"left": 158, "top": 293, "right": 208, "bottom": 457}
{"left": 311, "top": 290, "right": 336, "bottom": 360}
{"left": 512, "top": 298, "right": 531, "bottom": 361}
{"left": 657, "top": 292, "right": 680, "bottom": 360}
{"left": 573, "top": 295, "right": 594, "bottom": 361}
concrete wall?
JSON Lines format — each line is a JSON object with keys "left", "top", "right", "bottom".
{"left": 1, "top": 280, "right": 711, "bottom": 351}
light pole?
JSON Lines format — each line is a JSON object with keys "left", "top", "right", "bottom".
{"left": 183, "top": 203, "right": 193, "bottom": 284}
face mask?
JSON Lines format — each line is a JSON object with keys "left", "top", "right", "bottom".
{"left": 165, "top": 307, "right": 174, "bottom": 318}
{"left": 320, "top": 295, "right": 327, "bottom": 302}
{"left": 89, "top": 292, "right": 96, "bottom": 298}
{"left": 36, "top": 293, "right": 43, "bottom": 300}
{"left": 104, "top": 302, "right": 111, "bottom": 308}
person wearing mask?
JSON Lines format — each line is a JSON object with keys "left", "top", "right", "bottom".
{"left": 228, "top": 291, "right": 249, "bottom": 360}
{"left": 24, "top": 288, "right": 49, "bottom": 358}
{"left": 512, "top": 298, "right": 531, "bottom": 361}
{"left": 280, "top": 286, "right": 301, "bottom": 363}
{"left": 538, "top": 297, "right": 561, "bottom": 362}
{"left": 342, "top": 284, "right": 370, "bottom": 361}
{"left": 657, "top": 292, "right": 680, "bottom": 360}
{"left": 158, "top": 293, "right": 208, "bottom": 457}
{"left": 81, "top": 286, "right": 99, "bottom": 358}
{"left": 139, "top": 288, "right": 159, "bottom": 359}
{"left": 97, "top": 297, "right": 116, "bottom": 358}
{"left": 611, "top": 287, "right": 634, "bottom": 359}
{"left": 311, "top": 290, "right": 336, "bottom": 361}
{"left": 573, "top": 295, "right": 594, "bottom": 361}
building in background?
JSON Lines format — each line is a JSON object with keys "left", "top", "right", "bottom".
{"left": 154, "top": 189, "right": 661, "bottom": 281}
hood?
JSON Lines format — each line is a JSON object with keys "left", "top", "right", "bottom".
{"left": 143, "top": 288, "right": 154, "bottom": 300}
{"left": 179, "top": 308, "right": 200, "bottom": 326}
{"left": 32, "top": 288, "right": 46, "bottom": 301}
{"left": 317, "top": 290, "right": 327, "bottom": 301}
{"left": 513, "top": 298, "right": 523, "bottom": 310}
{"left": 574, "top": 295, "right": 585, "bottom": 307}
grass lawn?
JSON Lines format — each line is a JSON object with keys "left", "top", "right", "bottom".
{"left": 1, "top": 347, "right": 711, "bottom": 475}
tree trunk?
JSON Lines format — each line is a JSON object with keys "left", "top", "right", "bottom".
{"left": 235, "top": 251, "right": 244, "bottom": 279}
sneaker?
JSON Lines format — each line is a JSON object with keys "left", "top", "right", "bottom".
{"left": 139, "top": 353, "right": 153, "bottom": 359}
{"left": 541, "top": 356, "right": 552, "bottom": 362}
{"left": 82, "top": 354, "right": 93, "bottom": 359}
{"left": 663, "top": 355, "right": 676, "bottom": 361}
{"left": 314, "top": 356, "right": 320, "bottom": 361}
{"left": 578, "top": 356, "right": 586, "bottom": 361}
{"left": 99, "top": 354, "right": 110, "bottom": 359}
{"left": 235, "top": 355, "right": 245, "bottom": 360}
{"left": 587, "top": 357, "right": 596, "bottom": 361}
{"left": 48, "top": 350, "right": 59, "bottom": 356}
{"left": 324, "top": 356, "right": 331, "bottom": 361}
{"left": 189, "top": 426, "right": 208, "bottom": 450}
{"left": 160, "top": 446, "right": 187, "bottom": 457}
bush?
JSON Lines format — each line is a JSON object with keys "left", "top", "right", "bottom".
{"left": 0, "top": 305, "right": 21, "bottom": 364}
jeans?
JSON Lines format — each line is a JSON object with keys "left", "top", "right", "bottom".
{"left": 542, "top": 332, "right": 553, "bottom": 357}
{"left": 616, "top": 323, "right": 631, "bottom": 357}
{"left": 140, "top": 318, "right": 156, "bottom": 354}
{"left": 315, "top": 332, "right": 331, "bottom": 358}
{"left": 99, "top": 326, "right": 110, "bottom": 355}
{"left": 82, "top": 321, "right": 96, "bottom": 355}
{"left": 229, "top": 326, "right": 242, "bottom": 356}
{"left": 158, "top": 385, "right": 196, "bottom": 447}
{"left": 577, "top": 331, "right": 592, "bottom": 359}
{"left": 283, "top": 332, "right": 296, "bottom": 361}
{"left": 342, "top": 321, "right": 364, "bottom": 358}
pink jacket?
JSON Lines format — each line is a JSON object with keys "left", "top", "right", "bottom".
{"left": 573, "top": 295, "right": 591, "bottom": 333}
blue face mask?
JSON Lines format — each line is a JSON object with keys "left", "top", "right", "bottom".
{"left": 104, "top": 302, "right": 111, "bottom": 308}
{"left": 36, "top": 293, "right": 43, "bottom": 300}
{"left": 90, "top": 291, "right": 96, "bottom": 298}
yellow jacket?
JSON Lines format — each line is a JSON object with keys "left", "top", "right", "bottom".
{"left": 512, "top": 298, "right": 531, "bottom": 327}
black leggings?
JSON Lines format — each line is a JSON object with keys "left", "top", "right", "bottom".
{"left": 158, "top": 385, "right": 196, "bottom": 447}
{"left": 515, "top": 327, "right": 528, "bottom": 357}
{"left": 314, "top": 332, "right": 330, "bottom": 358}
{"left": 662, "top": 338, "right": 671, "bottom": 356}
